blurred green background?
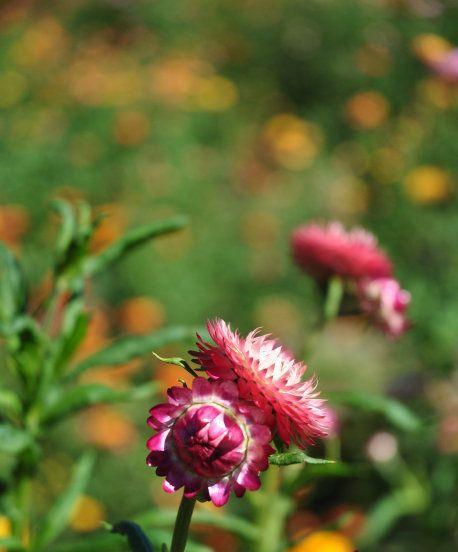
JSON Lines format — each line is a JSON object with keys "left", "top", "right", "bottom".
{"left": 0, "top": 0, "right": 457, "bottom": 550}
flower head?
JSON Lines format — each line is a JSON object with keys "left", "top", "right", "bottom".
{"left": 430, "top": 48, "right": 458, "bottom": 83}
{"left": 147, "top": 377, "right": 273, "bottom": 507}
{"left": 291, "top": 221, "right": 392, "bottom": 282}
{"left": 358, "top": 278, "right": 411, "bottom": 338}
{"left": 193, "top": 319, "right": 329, "bottom": 448}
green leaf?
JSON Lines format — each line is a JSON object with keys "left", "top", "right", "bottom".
{"left": 67, "top": 325, "right": 198, "bottom": 381}
{"left": 0, "top": 388, "right": 22, "bottom": 422}
{"left": 84, "top": 216, "right": 187, "bottom": 277}
{"left": 269, "top": 451, "right": 335, "bottom": 466}
{"left": 0, "top": 424, "right": 33, "bottom": 454}
{"left": 0, "top": 537, "right": 25, "bottom": 551}
{"left": 152, "top": 352, "right": 198, "bottom": 378}
{"left": 110, "top": 521, "right": 154, "bottom": 552}
{"left": 43, "top": 382, "right": 157, "bottom": 424}
{"left": 33, "top": 453, "right": 95, "bottom": 551}
{"left": 328, "top": 391, "right": 422, "bottom": 432}
{"left": 0, "top": 243, "right": 27, "bottom": 327}
{"left": 52, "top": 199, "right": 77, "bottom": 259}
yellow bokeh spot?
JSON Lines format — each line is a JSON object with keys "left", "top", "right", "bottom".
{"left": 263, "top": 114, "right": 323, "bottom": 169}
{"left": 288, "top": 531, "right": 354, "bottom": 552}
{"left": 417, "top": 77, "right": 457, "bottom": 109}
{"left": 70, "top": 495, "right": 106, "bottom": 533}
{"left": 345, "top": 91, "right": 389, "bottom": 130}
{"left": 404, "top": 166, "right": 453, "bottom": 204}
{"left": 411, "top": 34, "right": 452, "bottom": 64}
{"left": 0, "top": 516, "right": 12, "bottom": 552}
{"left": 192, "top": 76, "right": 238, "bottom": 112}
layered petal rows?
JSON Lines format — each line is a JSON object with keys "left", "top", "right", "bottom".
{"left": 193, "top": 319, "right": 330, "bottom": 448}
{"left": 147, "top": 377, "right": 273, "bottom": 507}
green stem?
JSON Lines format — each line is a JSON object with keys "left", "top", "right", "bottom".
{"left": 170, "top": 494, "right": 196, "bottom": 552}
{"left": 256, "top": 468, "right": 291, "bottom": 552}
{"left": 323, "top": 276, "right": 344, "bottom": 322}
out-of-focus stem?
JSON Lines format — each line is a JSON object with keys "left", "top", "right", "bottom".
{"left": 256, "top": 467, "right": 291, "bottom": 552}
{"left": 170, "top": 494, "right": 196, "bottom": 552}
{"left": 323, "top": 276, "right": 344, "bottom": 322}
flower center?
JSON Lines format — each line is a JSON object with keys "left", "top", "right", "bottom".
{"left": 172, "top": 403, "right": 247, "bottom": 478}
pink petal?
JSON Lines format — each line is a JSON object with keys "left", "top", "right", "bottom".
{"left": 146, "top": 430, "right": 170, "bottom": 452}
{"left": 208, "top": 479, "right": 231, "bottom": 507}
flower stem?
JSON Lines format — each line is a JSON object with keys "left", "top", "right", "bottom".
{"left": 170, "top": 494, "right": 196, "bottom": 552}
{"left": 324, "top": 276, "right": 344, "bottom": 322}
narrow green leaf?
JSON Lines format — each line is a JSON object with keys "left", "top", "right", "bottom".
{"left": 111, "top": 521, "right": 154, "bottom": 552}
{"left": 328, "top": 391, "right": 422, "bottom": 432}
{"left": 0, "top": 243, "right": 27, "bottom": 326}
{"left": 0, "top": 424, "right": 33, "bottom": 454}
{"left": 33, "top": 453, "right": 95, "bottom": 551}
{"left": 43, "top": 382, "right": 157, "bottom": 424}
{"left": 152, "top": 352, "right": 198, "bottom": 378}
{"left": 0, "top": 388, "right": 22, "bottom": 421}
{"left": 67, "top": 326, "right": 198, "bottom": 381}
{"left": 269, "top": 451, "right": 335, "bottom": 466}
{"left": 52, "top": 199, "right": 77, "bottom": 258}
{"left": 84, "top": 216, "right": 187, "bottom": 277}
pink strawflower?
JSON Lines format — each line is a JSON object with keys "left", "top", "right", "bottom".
{"left": 192, "top": 319, "right": 329, "bottom": 448}
{"left": 358, "top": 278, "right": 411, "bottom": 338}
{"left": 430, "top": 49, "right": 458, "bottom": 83}
{"left": 291, "top": 221, "right": 392, "bottom": 281}
{"left": 321, "top": 406, "right": 340, "bottom": 439}
{"left": 147, "top": 377, "right": 274, "bottom": 507}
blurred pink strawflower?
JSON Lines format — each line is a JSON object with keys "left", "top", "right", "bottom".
{"left": 430, "top": 49, "right": 458, "bottom": 83}
{"left": 321, "top": 405, "right": 340, "bottom": 439}
{"left": 357, "top": 278, "right": 411, "bottom": 338}
{"left": 291, "top": 221, "right": 392, "bottom": 282}
{"left": 192, "top": 319, "right": 329, "bottom": 448}
{"left": 147, "top": 377, "right": 273, "bottom": 507}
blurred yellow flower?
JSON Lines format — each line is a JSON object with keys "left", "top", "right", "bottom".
{"left": 70, "top": 495, "right": 106, "bottom": 533}
{"left": 118, "top": 297, "right": 165, "bottom": 334}
{"left": 192, "top": 76, "right": 238, "bottom": 112}
{"left": 411, "top": 33, "right": 451, "bottom": 64}
{"left": 345, "top": 91, "right": 389, "bottom": 129}
{"left": 288, "top": 530, "right": 354, "bottom": 552}
{"left": 0, "top": 71, "right": 27, "bottom": 108}
{"left": 416, "top": 77, "right": 457, "bottom": 109}
{"left": 263, "top": 114, "right": 323, "bottom": 170}
{"left": 404, "top": 166, "right": 453, "bottom": 204}
{"left": 0, "top": 515, "right": 12, "bottom": 551}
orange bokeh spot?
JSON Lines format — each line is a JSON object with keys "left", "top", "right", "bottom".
{"left": 0, "top": 204, "right": 29, "bottom": 248}
{"left": 114, "top": 110, "right": 150, "bottom": 146}
{"left": 288, "top": 531, "right": 354, "bottom": 552}
{"left": 118, "top": 297, "right": 166, "bottom": 334}
{"left": 345, "top": 91, "right": 389, "bottom": 129}
{"left": 78, "top": 406, "right": 138, "bottom": 452}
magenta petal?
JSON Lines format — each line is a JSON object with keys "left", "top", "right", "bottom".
{"left": 249, "top": 424, "right": 272, "bottom": 444}
{"left": 167, "top": 386, "right": 192, "bottom": 406}
{"left": 208, "top": 479, "right": 231, "bottom": 507}
{"left": 192, "top": 377, "right": 213, "bottom": 399}
{"left": 147, "top": 430, "right": 170, "bottom": 452}
{"left": 148, "top": 404, "right": 176, "bottom": 429}
{"left": 236, "top": 467, "right": 261, "bottom": 491}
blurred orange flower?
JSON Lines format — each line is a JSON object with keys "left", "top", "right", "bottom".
{"left": 345, "top": 91, "right": 389, "bottom": 129}
{"left": 263, "top": 114, "right": 323, "bottom": 170}
{"left": 11, "top": 17, "right": 68, "bottom": 67}
{"left": 404, "top": 166, "right": 453, "bottom": 204}
{"left": 70, "top": 495, "right": 106, "bottom": 533}
{"left": 0, "top": 204, "right": 29, "bottom": 248}
{"left": 118, "top": 297, "right": 165, "bottom": 334}
{"left": 75, "top": 308, "right": 111, "bottom": 361}
{"left": 288, "top": 530, "right": 354, "bottom": 552}
{"left": 90, "top": 204, "right": 127, "bottom": 253}
{"left": 78, "top": 406, "right": 138, "bottom": 451}
{"left": 114, "top": 110, "right": 150, "bottom": 146}
{"left": 154, "top": 362, "right": 194, "bottom": 394}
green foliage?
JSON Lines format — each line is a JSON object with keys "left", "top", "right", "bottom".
{"left": 269, "top": 451, "right": 336, "bottom": 466}
{"left": 109, "top": 521, "right": 154, "bottom": 552}
{"left": 33, "top": 454, "right": 95, "bottom": 552}
{"left": 0, "top": 201, "right": 191, "bottom": 550}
